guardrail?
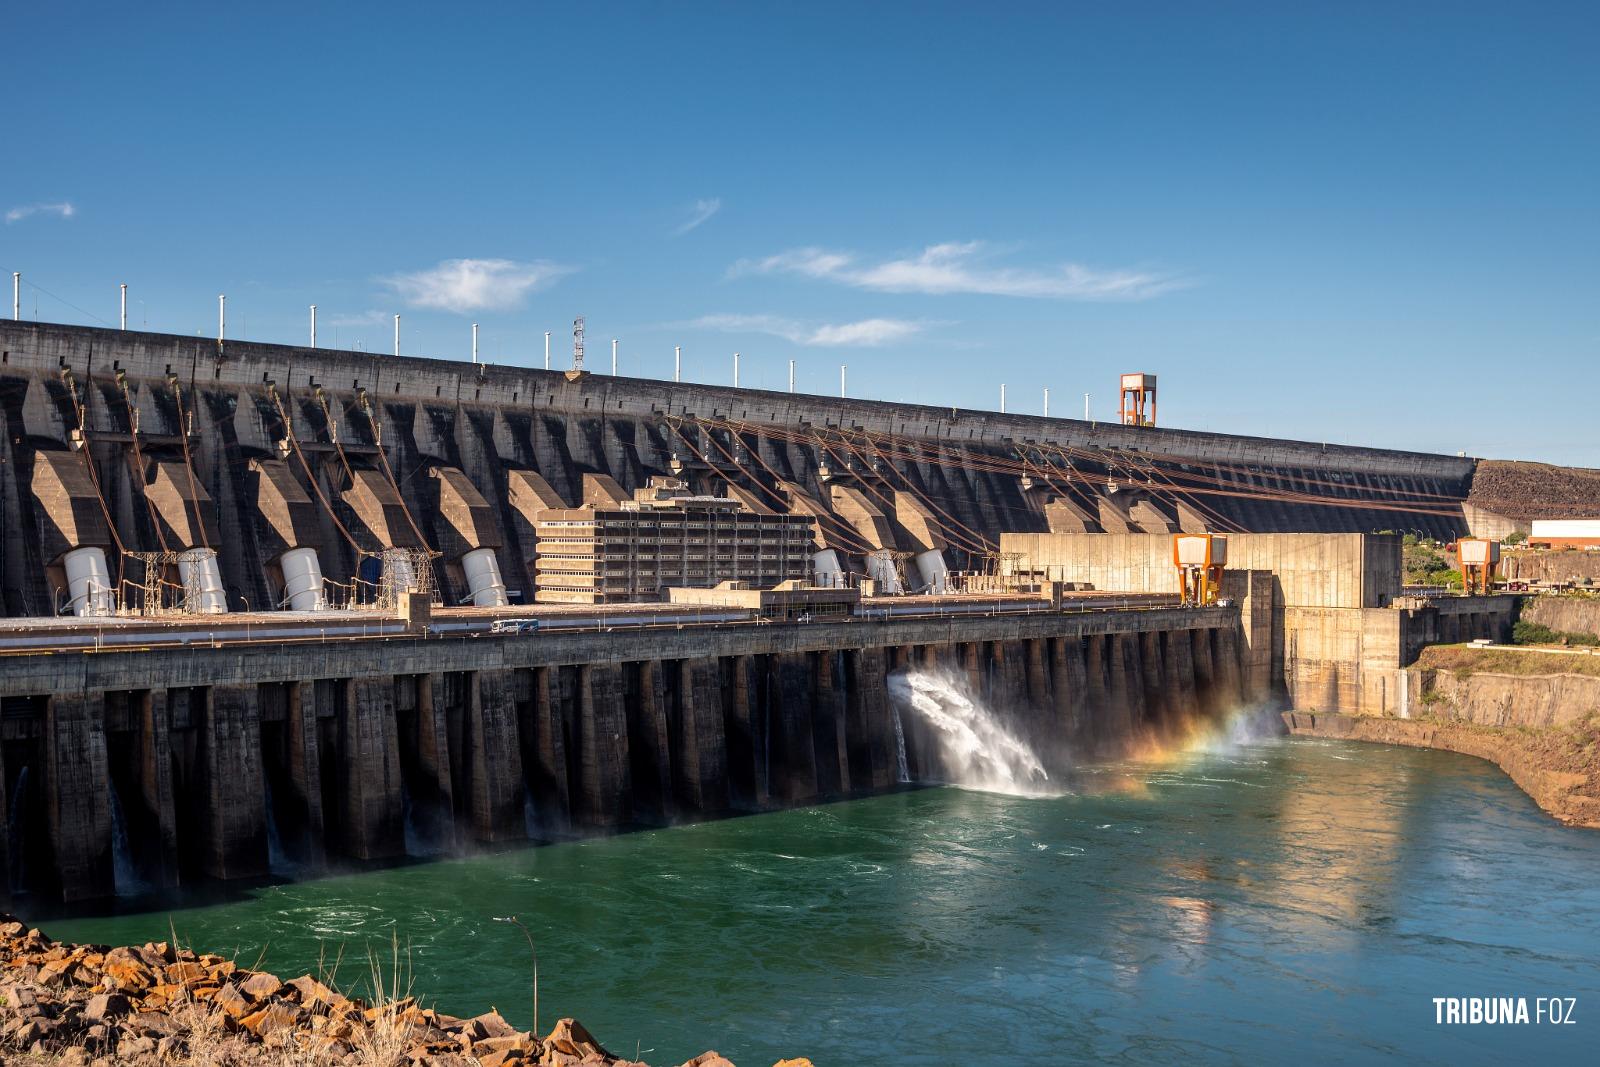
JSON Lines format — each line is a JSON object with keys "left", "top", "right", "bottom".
{"left": 0, "top": 594, "right": 1210, "bottom": 653}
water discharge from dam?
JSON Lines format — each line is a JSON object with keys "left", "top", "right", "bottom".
{"left": 888, "top": 669, "right": 1053, "bottom": 795}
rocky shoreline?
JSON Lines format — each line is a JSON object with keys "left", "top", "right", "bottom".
{"left": 0, "top": 918, "right": 807, "bottom": 1067}
{"left": 1281, "top": 711, "right": 1600, "bottom": 829}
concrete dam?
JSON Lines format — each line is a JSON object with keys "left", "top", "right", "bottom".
{"left": 0, "top": 320, "right": 1475, "bottom": 620}
{"left": 0, "top": 320, "right": 1486, "bottom": 906}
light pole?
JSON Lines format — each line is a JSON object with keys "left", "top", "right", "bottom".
{"left": 490, "top": 912, "right": 538, "bottom": 1036}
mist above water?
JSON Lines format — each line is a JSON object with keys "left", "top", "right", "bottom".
{"left": 888, "top": 669, "right": 1053, "bottom": 796}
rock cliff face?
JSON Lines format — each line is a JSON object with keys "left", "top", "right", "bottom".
{"left": 1412, "top": 667, "right": 1600, "bottom": 728}
{"left": 1518, "top": 596, "right": 1600, "bottom": 639}
{"left": 1282, "top": 712, "right": 1600, "bottom": 830}
{"left": 1499, "top": 551, "right": 1600, "bottom": 584}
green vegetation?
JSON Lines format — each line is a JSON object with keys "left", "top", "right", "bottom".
{"left": 1512, "top": 620, "right": 1600, "bottom": 647}
{"left": 1402, "top": 537, "right": 1462, "bottom": 588}
{"left": 1504, "top": 530, "right": 1527, "bottom": 545}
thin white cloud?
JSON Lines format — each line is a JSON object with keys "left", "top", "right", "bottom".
{"left": 674, "top": 198, "right": 722, "bottom": 236}
{"left": 384, "top": 257, "right": 572, "bottom": 313}
{"left": 326, "top": 309, "right": 390, "bottom": 327}
{"left": 5, "top": 201, "right": 75, "bottom": 224}
{"left": 731, "top": 241, "right": 1183, "bottom": 300}
{"left": 806, "top": 318, "right": 924, "bottom": 346}
{"left": 691, "top": 313, "right": 924, "bottom": 347}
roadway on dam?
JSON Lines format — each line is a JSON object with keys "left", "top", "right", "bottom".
{"left": 0, "top": 591, "right": 1181, "bottom": 655}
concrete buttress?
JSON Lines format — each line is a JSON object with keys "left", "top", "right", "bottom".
{"left": 846, "top": 647, "right": 894, "bottom": 792}
{"left": 1167, "top": 630, "right": 1201, "bottom": 722}
{"left": 674, "top": 657, "right": 730, "bottom": 814}
{"left": 576, "top": 664, "right": 631, "bottom": 827}
{"left": 45, "top": 691, "right": 113, "bottom": 902}
{"left": 465, "top": 670, "right": 526, "bottom": 843}
{"left": 1084, "top": 635, "right": 1112, "bottom": 748}
{"left": 285, "top": 682, "right": 327, "bottom": 867}
{"left": 411, "top": 675, "right": 456, "bottom": 849}
{"left": 626, "top": 660, "right": 674, "bottom": 823}
{"left": 200, "top": 686, "right": 268, "bottom": 881}
{"left": 771, "top": 653, "right": 819, "bottom": 805}
{"left": 1191, "top": 629, "right": 1218, "bottom": 717}
{"left": 336, "top": 678, "right": 405, "bottom": 861}
{"left": 1140, "top": 631, "right": 1169, "bottom": 726}
{"left": 811, "top": 652, "right": 850, "bottom": 798}
{"left": 136, "top": 689, "right": 180, "bottom": 888}
{"left": 1107, "top": 634, "right": 1141, "bottom": 737}
{"left": 1214, "top": 628, "right": 1246, "bottom": 709}
{"left": 527, "top": 667, "right": 571, "bottom": 832}
{"left": 728, "top": 655, "right": 770, "bottom": 808}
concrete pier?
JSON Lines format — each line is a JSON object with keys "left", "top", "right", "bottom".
{"left": 0, "top": 607, "right": 1240, "bottom": 904}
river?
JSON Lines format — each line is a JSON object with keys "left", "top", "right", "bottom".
{"left": 41, "top": 735, "right": 1599, "bottom": 1066}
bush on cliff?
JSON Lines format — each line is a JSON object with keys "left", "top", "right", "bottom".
{"left": 1513, "top": 620, "right": 1600, "bottom": 647}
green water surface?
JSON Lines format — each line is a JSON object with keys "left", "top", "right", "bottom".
{"left": 39, "top": 737, "right": 1600, "bottom": 1066}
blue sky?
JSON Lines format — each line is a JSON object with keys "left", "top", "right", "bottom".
{"left": 4, "top": 2, "right": 1597, "bottom": 464}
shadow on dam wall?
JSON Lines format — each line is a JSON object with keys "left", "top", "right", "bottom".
{"left": 1, "top": 621, "right": 1247, "bottom": 913}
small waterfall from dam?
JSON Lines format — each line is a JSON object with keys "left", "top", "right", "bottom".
{"left": 523, "top": 769, "right": 539, "bottom": 841}
{"left": 7, "top": 766, "right": 29, "bottom": 894}
{"left": 264, "top": 777, "right": 294, "bottom": 877}
{"left": 888, "top": 669, "right": 1051, "bottom": 796}
{"left": 107, "top": 776, "right": 146, "bottom": 897}
{"left": 401, "top": 781, "right": 449, "bottom": 858}
{"left": 891, "top": 705, "right": 911, "bottom": 784}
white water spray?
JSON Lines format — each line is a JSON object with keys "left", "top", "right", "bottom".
{"left": 888, "top": 669, "right": 1052, "bottom": 796}
{"left": 891, "top": 705, "right": 911, "bottom": 784}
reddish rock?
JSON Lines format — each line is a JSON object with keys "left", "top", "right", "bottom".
{"left": 678, "top": 1054, "right": 737, "bottom": 1067}
{"left": 164, "top": 960, "right": 209, "bottom": 986}
{"left": 544, "top": 1017, "right": 612, "bottom": 1061}
{"left": 286, "top": 974, "right": 341, "bottom": 1006}
{"left": 470, "top": 1009, "right": 520, "bottom": 1038}
{"left": 240, "top": 1001, "right": 302, "bottom": 1037}
{"left": 239, "top": 970, "right": 284, "bottom": 1000}
{"left": 82, "top": 992, "right": 130, "bottom": 1022}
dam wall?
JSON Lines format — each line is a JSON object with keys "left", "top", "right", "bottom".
{"left": 0, "top": 606, "right": 1240, "bottom": 906}
{"left": 0, "top": 321, "right": 1473, "bottom": 620}
{"left": 999, "top": 532, "right": 1517, "bottom": 716}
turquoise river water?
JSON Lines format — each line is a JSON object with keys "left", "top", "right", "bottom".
{"left": 39, "top": 735, "right": 1600, "bottom": 1066}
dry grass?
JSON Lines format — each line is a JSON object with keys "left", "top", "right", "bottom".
{"left": 1418, "top": 644, "right": 1600, "bottom": 678}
